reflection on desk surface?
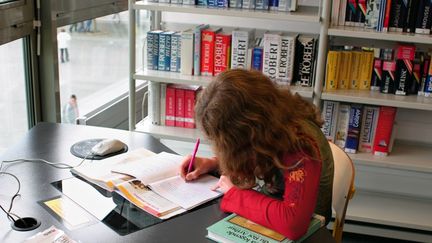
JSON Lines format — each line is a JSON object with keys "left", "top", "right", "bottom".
{"left": 51, "top": 177, "right": 162, "bottom": 236}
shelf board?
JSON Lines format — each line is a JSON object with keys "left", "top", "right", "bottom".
{"left": 321, "top": 90, "right": 432, "bottom": 111}
{"left": 135, "top": 118, "right": 205, "bottom": 143}
{"left": 328, "top": 26, "right": 432, "bottom": 45}
{"left": 349, "top": 142, "right": 432, "bottom": 173}
{"left": 135, "top": 69, "right": 314, "bottom": 98}
{"left": 346, "top": 190, "right": 432, "bottom": 232}
{"left": 134, "top": 2, "right": 320, "bottom": 23}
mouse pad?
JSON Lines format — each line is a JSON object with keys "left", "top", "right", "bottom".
{"left": 70, "top": 138, "right": 128, "bottom": 160}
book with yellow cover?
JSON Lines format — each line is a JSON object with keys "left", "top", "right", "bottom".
{"left": 350, "top": 51, "right": 362, "bottom": 89}
{"left": 359, "top": 51, "right": 374, "bottom": 90}
{"left": 325, "top": 50, "right": 341, "bottom": 91}
{"left": 338, "top": 51, "right": 352, "bottom": 90}
{"left": 207, "top": 214, "right": 325, "bottom": 243}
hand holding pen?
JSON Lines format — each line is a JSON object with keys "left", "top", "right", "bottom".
{"left": 180, "top": 138, "right": 219, "bottom": 181}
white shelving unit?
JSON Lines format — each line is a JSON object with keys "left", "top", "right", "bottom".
{"left": 129, "top": 0, "right": 432, "bottom": 241}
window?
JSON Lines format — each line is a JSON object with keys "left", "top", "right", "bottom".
{"left": 0, "top": 39, "right": 29, "bottom": 153}
{"left": 57, "top": 12, "right": 149, "bottom": 124}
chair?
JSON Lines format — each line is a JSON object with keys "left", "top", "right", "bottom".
{"left": 329, "top": 142, "right": 356, "bottom": 243}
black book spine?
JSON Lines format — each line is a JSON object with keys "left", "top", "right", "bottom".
{"left": 381, "top": 61, "right": 396, "bottom": 94}
{"left": 394, "top": 59, "right": 413, "bottom": 95}
{"left": 405, "top": 0, "right": 419, "bottom": 32}
{"left": 415, "top": 0, "right": 432, "bottom": 34}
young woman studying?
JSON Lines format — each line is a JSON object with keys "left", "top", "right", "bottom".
{"left": 179, "top": 69, "right": 334, "bottom": 240}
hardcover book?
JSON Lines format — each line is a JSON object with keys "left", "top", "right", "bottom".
{"left": 184, "top": 85, "right": 201, "bottom": 128}
{"left": 175, "top": 86, "right": 185, "bottom": 127}
{"left": 170, "top": 32, "right": 181, "bottom": 72}
{"left": 255, "top": 0, "right": 269, "bottom": 9}
{"left": 325, "top": 50, "right": 341, "bottom": 91}
{"left": 424, "top": 57, "right": 432, "bottom": 97}
{"left": 381, "top": 60, "right": 397, "bottom": 94}
{"left": 181, "top": 29, "right": 194, "bottom": 75}
{"left": 359, "top": 106, "right": 380, "bottom": 153}
{"left": 214, "top": 32, "right": 232, "bottom": 76}
{"left": 293, "top": 36, "right": 316, "bottom": 87}
{"left": 263, "top": 32, "right": 282, "bottom": 81}
{"left": 372, "top": 106, "right": 397, "bottom": 156}
{"left": 194, "top": 24, "right": 210, "bottom": 76}
{"left": 371, "top": 49, "right": 383, "bottom": 91}
{"left": 159, "top": 31, "right": 176, "bottom": 71}
{"left": 207, "top": 214, "right": 325, "bottom": 243}
{"left": 277, "top": 33, "right": 297, "bottom": 85}
{"left": 321, "top": 100, "right": 340, "bottom": 142}
{"left": 147, "top": 30, "right": 164, "bottom": 70}
{"left": 359, "top": 51, "right": 374, "bottom": 90}
{"left": 252, "top": 47, "right": 264, "bottom": 71}
{"left": 365, "top": 0, "right": 382, "bottom": 29}
{"left": 395, "top": 45, "right": 415, "bottom": 96}
{"left": 415, "top": 0, "right": 432, "bottom": 34}
{"left": 389, "top": 0, "right": 409, "bottom": 32}
{"left": 201, "top": 28, "right": 222, "bottom": 76}
{"left": 338, "top": 51, "right": 352, "bottom": 89}
{"left": 335, "top": 103, "right": 351, "bottom": 149}
{"left": 231, "top": 29, "right": 255, "bottom": 69}
{"left": 229, "top": 0, "right": 242, "bottom": 8}
{"left": 349, "top": 51, "right": 362, "bottom": 89}
{"left": 418, "top": 58, "right": 430, "bottom": 96}
{"left": 345, "top": 104, "right": 363, "bottom": 154}
{"left": 165, "top": 84, "right": 176, "bottom": 127}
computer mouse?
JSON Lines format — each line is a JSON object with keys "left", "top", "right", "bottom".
{"left": 91, "top": 139, "right": 126, "bottom": 156}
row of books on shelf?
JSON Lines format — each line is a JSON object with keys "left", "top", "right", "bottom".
{"left": 325, "top": 44, "right": 432, "bottom": 97}
{"left": 154, "top": 83, "right": 202, "bottom": 128}
{"left": 332, "top": 0, "right": 432, "bottom": 34}
{"left": 146, "top": 25, "right": 318, "bottom": 87}
{"left": 146, "top": 0, "right": 298, "bottom": 11}
{"left": 321, "top": 101, "right": 397, "bottom": 156}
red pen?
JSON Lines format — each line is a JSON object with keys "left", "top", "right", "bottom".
{"left": 187, "top": 138, "right": 200, "bottom": 174}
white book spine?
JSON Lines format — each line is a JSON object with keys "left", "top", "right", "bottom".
{"left": 335, "top": 104, "right": 350, "bottom": 148}
{"left": 359, "top": 106, "right": 380, "bottom": 152}
{"left": 246, "top": 48, "right": 253, "bottom": 70}
{"left": 277, "top": 34, "right": 296, "bottom": 85}
{"left": 262, "top": 33, "right": 281, "bottom": 81}
{"left": 149, "top": 82, "right": 161, "bottom": 125}
{"left": 181, "top": 31, "right": 194, "bottom": 75}
{"left": 231, "top": 31, "right": 250, "bottom": 69}
{"left": 338, "top": 0, "right": 347, "bottom": 26}
{"left": 321, "top": 101, "right": 340, "bottom": 142}
{"left": 160, "top": 83, "right": 167, "bottom": 126}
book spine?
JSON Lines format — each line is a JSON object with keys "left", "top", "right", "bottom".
{"left": 359, "top": 106, "right": 380, "bottom": 152}
{"left": 229, "top": 0, "right": 242, "bottom": 8}
{"left": 410, "top": 60, "right": 421, "bottom": 94}
{"left": 160, "top": 83, "right": 167, "bottom": 126}
{"left": 255, "top": 0, "right": 269, "bottom": 9}
{"left": 171, "top": 0, "right": 183, "bottom": 3}
{"left": 349, "top": 51, "right": 362, "bottom": 89}
{"left": 217, "top": 0, "right": 229, "bottom": 7}
{"left": 365, "top": 0, "right": 381, "bottom": 28}
{"left": 321, "top": 100, "right": 340, "bottom": 142}
{"left": 373, "top": 106, "right": 397, "bottom": 156}
{"left": 359, "top": 51, "right": 374, "bottom": 90}
{"left": 383, "top": 0, "right": 393, "bottom": 31}
{"left": 252, "top": 47, "right": 263, "bottom": 71}
{"left": 357, "top": 0, "right": 367, "bottom": 26}
{"left": 278, "top": 0, "right": 289, "bottom": 11}
{"left": 182, "top": 0, "right": 195, "bottom": 4}
{"left": 276, "top": 35, "right": 294, "bottom": 85}
{"left": 159, "top": 0, "right": 170, "bottom": 3}
{"left": 194, "top": 25, "right": 209, "bottom": 75}
{"left": 295, "top": 37, "right": 316, "bottom": 87}
{"left": 208, "top": 0, "right": 217, "bottom": 7}
{"left": 415, "top": 0, "right": 432, "bottom": 34}
{"left": 184, "top": 88, "right": 198, "bottom": 128}
{"left": 231, "top": 31, "right": 250, "bottom": 69}
{"left": 165, "top": 85, "right": 176, "bottom": 126}
{"left": 262, "top": 33, "right": 281, "bottom": 81}
{"left": 339, "top": 0, "right": 348, "bottom": 26}
{"left": 175, "top": 87, "right": 185, "bottom": 127}
{"left": 335, "top": 104, "right": 351, "bottom": 148}
{"left": 346, "top": 0, "right": 357, "bottom": 26}
{"left": 165, "top": 33, "right": 172, "bottom": 71}
{"left": 381, "top": 60, "right": 397, "bottom": 93}
{"left": 394, "top": 45, "right": 415, "bottom": 95}
{"left": 371, "top": 58, "right": 383, "bottom": 90}
{"left": 425, "top": 58, "right": 432, "bottom": 97}
{"left": 405, "top": 0, "right": 419, "bottom": 32}
{"left": 419, "top": 58, "right": 430, "bottom": 96}
{"left": 147, "top": 31, "right": 155, "bottom": 70}
{"left": 158, "top": 33, "right": 167, "bottom": 71}
{"left": 197, "top": 0, "right": 208, "bottom": 5}
{"left": 325, "top": 51, "right": 340, "bottom": 91}
{"left": 269, "top": 0, "right": 278, "bottom": 10}
{"left": 242, "top": 0, "right": 256, "bottom": 8}
{"left": 214, "top": 34, "right": 232, "bottom": 76}
{"left": 148, "top": 31, "right": 160, "bottom": 70}
{"left": 181, "top": 31, "right": 194, "bottom": 75}
{"left": 338, "top": 51, "right": 352, "bottom": 89}
{"left": 345, "top": 104, "right": 363, "bottom": 153}
{"left": 201, "top": 30, "right": 217, "bottom": 76}
{"left": 170, "top": 34, "right": 181, "bottom": 72}
{"left": 377, "top": 0, "right": 387, "bottom": 31}
{"left": 149, "top": 82, "right": 161, "bottom": 125}
{"left": 389, "top": 0, "right": 409, "bottom": 32}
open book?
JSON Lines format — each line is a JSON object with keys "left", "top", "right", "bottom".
{"left": 71, "top": 149, "right": 222, "bottom": 219}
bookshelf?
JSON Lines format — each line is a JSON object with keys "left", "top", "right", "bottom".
{"left": 129, "top": 0, "right": 432, "bottom": 240}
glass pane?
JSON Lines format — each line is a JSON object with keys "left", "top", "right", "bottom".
{"left": 0, "top": 39, "right": 29, "bottom": 153}
{"left": 58, "top": 11, "right": 149, "bottom": 124}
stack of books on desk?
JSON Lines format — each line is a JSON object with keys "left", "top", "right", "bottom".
{"left": 71, "top": 149, "right": 222, "bottom": 219}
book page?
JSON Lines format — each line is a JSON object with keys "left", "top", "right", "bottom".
{"left": 111, "top": 152, "right": 184, "bottom": 185}
{"left": 149, "top": 174, "right": 222, "bottom": 210}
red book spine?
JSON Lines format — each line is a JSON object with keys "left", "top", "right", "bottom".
{"left": 184, "top": 89, "right": 197, "bottom": 128}
{"left": 165, "top": 85, "right": 176, "bottom": 127}
{"left": 175, "top": 87, "right": 185, "bottom": 127}
{"left": 383, "top": 0, "right": 392, "bottom": 31}
{"left": 214, "top": 33, "right": 232, "bottom": 76}
{"left": 372, "top": 106, "right": 397, "bottom": 156}
{"left": 201, "top": 29, "right": 217, "bottom": 76}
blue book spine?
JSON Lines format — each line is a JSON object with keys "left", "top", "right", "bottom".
{"left": 217, "top": 0, "right": 228, "bottom": 7}
{"left": 345, "top": 104, "right": 363, "bottom": 153}
{"left": 198, "top": 0, "right": 208, "bottom": 5}
{"left": 164, "top": 33, "right": 172, "bottom": 71}
{"left": 148, "top": 31, "right": 161, "bottom": 70}
{"left": 147, "top": 31, "right": 155, "bottom": 70}
{"left": 252, "top": 47, "right": 263, "bottom": 71}
{"left": 158, "top": 34, "right": 166, "bottom": 71}
{"left": 425, "top": 74, "right": 432, "bottom": 97}
{"left": 170, "top": 34, "right": 182, "bottom": 72}
{"left": 193, "top": 25, "right": 209, "bottom": 76}
{"left": 207, "top": 0, "right": 217, "bottom": 6}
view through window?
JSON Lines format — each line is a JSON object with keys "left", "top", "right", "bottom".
{"left": 0, "top": 39, "right": 29, "bottom": 153}
{"left": 58, "top": 12, "right": 149, "bottom": 124}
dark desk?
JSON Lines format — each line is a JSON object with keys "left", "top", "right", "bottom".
{"left": 0, "top": 123, "right": 336, "bottom": 243}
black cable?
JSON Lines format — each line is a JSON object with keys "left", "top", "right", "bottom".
{"left": 0, "top": 172, "right": 22, "bottom": 223}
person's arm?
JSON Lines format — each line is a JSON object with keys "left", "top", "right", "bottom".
{"left": 220, "top": 156, "right": 321, "bottom": 239}
{"left": 179, "top": 155, "right": 219, "bottom": 180}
